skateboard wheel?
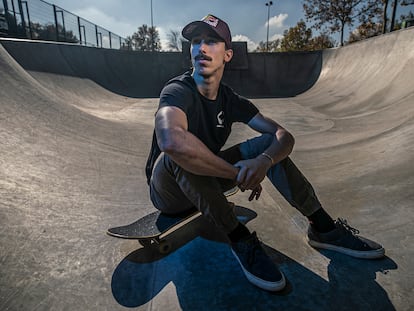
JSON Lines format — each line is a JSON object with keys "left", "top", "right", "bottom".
{"left": 158, "top": 241, "right": 171, "bottom": 254}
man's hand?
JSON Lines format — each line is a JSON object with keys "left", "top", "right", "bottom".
{"left": 234, "top": 157, "right": 272, "bottom": 191}
{"left": 248, "top": 184, "right": 262, "bottom": 201}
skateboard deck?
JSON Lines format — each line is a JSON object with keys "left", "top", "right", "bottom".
{"left": 107, "top": 208, "right": 201, "bottom": 239}
{"left": 107, "top": 187, "right": 241, "bottom": 253}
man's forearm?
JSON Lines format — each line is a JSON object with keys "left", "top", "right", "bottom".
{"left": 261, "top": 129, "right": 295, "bottom": 165}
{"left": 157, "top": 127, "right": 239, "bottom": 180}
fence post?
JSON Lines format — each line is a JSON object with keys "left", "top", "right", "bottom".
{"left": 60, "top": 10, "right": 66, "bottom": 41}
{"left": 2, "top": 0, "right": 10, "bottom": 36}
{"left": 53, "top": 5, "right": 59, "bottom": 41}
{"left": 21, "top": 1, "right": 32, "bottom": 39}
{"left": 3, "top": 0, "right": 18, "bottom": 37}
{"left": 9, "top": 0, "right": 17, "bottom": 33}
{"left": 95, "top": 25, "right": 98, "bottom": 47}
{"left": 16, "top": 0, "right": 27, "bottom": 38}
{"left": 77, "top": 16, "right": 82, "bottom": 44}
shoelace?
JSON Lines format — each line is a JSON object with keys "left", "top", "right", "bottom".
{"left": 336, "top": 218, "right": 360, "bottom": 235}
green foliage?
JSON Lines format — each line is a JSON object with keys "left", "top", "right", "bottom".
{"left": 126, "top": 24, "right": 161, "bottom": 51}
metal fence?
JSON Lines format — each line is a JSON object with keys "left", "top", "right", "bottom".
{"left": 0, "top": 0, "right": 128, "bottom": 49}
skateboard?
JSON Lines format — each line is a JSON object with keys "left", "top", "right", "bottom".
{"left": 107, "top": 186, "right": 241, "bottom": 254}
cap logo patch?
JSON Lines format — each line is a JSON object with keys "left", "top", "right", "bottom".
{"left": 203, "top": 15, "right": 219, "bottom": 28}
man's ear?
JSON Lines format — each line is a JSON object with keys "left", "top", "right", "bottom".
{"left": 224, "top": 49, "right": 233, "bottom": 63}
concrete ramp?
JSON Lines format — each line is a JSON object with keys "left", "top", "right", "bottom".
{"left": 1, "top": 28, "right": 413, "bottom": 311}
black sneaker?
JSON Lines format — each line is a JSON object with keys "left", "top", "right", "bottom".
{"left": 307, "top": 218, "right": 385, "bottom": 259}
{"left": 231, "top": 232, "right": 286, "bottom": 291}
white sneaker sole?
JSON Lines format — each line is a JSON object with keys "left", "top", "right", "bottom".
{"left": 308, "top": 239, "right": 385, "bottom": 259}
{"left": 231, "top": 249, "right": 286, "bottom": 291}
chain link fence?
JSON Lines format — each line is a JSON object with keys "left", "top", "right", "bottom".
{"left": 0, "top": 0, "right": 128, "bottom": 49}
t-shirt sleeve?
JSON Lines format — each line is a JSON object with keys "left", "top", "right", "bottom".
{"left": 158, "top": 82, "right": 194, "bottom": 115}
{"left": 230, "top": 92, "right": 259, "bottom": 124}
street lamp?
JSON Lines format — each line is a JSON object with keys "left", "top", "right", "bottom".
{"left": 265, "top": 1, "right": 273, "bottom": 52}
{"left": 150, "top": 0, "right": 154, "bottom": 51}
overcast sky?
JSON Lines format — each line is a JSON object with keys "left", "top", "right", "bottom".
{"left": 50, "top": 0, "right": 412, "bottom": 51}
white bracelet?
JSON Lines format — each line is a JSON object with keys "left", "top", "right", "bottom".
{"left": 261, "top": 152, "right": 274, "bottom": 165}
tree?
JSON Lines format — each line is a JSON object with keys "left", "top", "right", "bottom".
{"left": 19, "top": 22, "right": 78, "bottom": 43}
{"left": 254, "top": 21, "right": 334, "bottom": 52}
{"left": 126, "top": 24, "right": 161, "bottom": 51}
{"left": 389, "top": 0, "right": 399, "bottom": 31}
{"left": 280, "top": 20, "right": 312, "bottom": 51}
{"left": 303, "top": 0, "right": 382, "bottom": 46}
{"left": 396, "top": 10, "right": 414, "bottom": 29}
{"left": 382, "top": 0, "right": 390, "bottom": 33}
{"left": 308, "top": 33, "right": 336, "bottom": 50}
{"left": 255, "top": 39, "right": 281, "bottom": 52}
{"left": 394, "top": 1, "right": 414, "bottom": 29}
{"left": 279, "top": 20, "right": 334, "bottom": 52}
{"left": 166, "top": 29, "right": 184, "bottom": 51}
{"left": 348, "top": 21, "right": 383, "bottom": 43}
{"left": 386, "top": 1, "right": 414, "bottom": 31}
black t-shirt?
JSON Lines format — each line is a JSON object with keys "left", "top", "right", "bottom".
{"left": 158, "top": 71, "right": 259, "bottom": 154}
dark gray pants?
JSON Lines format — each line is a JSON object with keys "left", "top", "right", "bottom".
{"left": 149, "top": 134, "right": 322, "bottom": 234}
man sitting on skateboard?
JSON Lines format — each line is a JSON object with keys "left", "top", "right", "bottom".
{"left": 146, "top": 14, "right": 385, "bottom": 292}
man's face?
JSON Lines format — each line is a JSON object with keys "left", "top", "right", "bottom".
{"left": 190, "top": 31, "right": 233, "bottom": 77}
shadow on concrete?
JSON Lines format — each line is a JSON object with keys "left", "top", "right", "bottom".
{"left": 317, "top": 250, "right": 398, "bottom": 311}
{"left": 111, "top": 230, "right": 397, "bottom": 311}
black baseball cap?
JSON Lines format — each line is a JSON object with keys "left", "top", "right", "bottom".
{"left": 182, "top": 14, "right": 232, "bottom": 49}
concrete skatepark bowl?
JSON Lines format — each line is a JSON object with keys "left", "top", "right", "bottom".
{"left": 0, "top": 28, "right": 413, "bottom": 310}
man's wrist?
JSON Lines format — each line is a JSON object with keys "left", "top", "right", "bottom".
{"left": 259, "top": 152, "right": 274, "bottom": 166}
{"left": 233, "top": 166, "right": 240, "bottom": 181}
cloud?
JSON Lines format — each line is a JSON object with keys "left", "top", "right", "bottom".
{"left": 232, "top": 34, "right": 258, "bottom": 52}
{"left": 270, "top": 34, "right": 283, "bottom": 41}
{"left": 265, "top": 13, "right": 288, "bottom": 29}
